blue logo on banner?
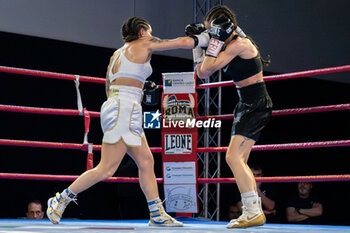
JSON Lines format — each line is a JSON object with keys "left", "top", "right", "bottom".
{"left": 164, "top": 79, "right": 172, "bottom": 86}
{"left": 143, "top": 110, "right": 161, "bottom": 129}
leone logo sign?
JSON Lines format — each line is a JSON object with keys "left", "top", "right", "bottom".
{"left": 164, "top": 134, "right": 192, "bottom": 154}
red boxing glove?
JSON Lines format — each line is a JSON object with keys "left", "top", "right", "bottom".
{"left": 205, "top": 38, "right": 224, "bottom": 57}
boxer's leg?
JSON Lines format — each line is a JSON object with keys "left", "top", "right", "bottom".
{"left": 225, "top": 135, "right": 265, "bottom": 228}
{"left": 127, "top": 136, "right": 183, "bottom": 227}
{"left": 47, "top": 140, "right": 128, "bottom": 224}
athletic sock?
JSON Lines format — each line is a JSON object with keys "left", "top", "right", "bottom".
{"left": 61, "top": 187, "right": 77, "bottom": 199}
{"left": 241, "top": 190, "right": 259, "bottom": 206}
{"left": 148, "top": 197, "right": 162, "bottom": 212}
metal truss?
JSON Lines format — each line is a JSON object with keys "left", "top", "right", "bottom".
{"left": 194, "top": 0, "right": 223, "bottom": 221}
{"left": 196, "top": 70, "right": 222, "bottom": 221}
{"left": 193, "top": 0, "right": 223, "bottom": 23}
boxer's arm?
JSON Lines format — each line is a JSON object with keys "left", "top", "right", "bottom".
{"left": 105, "top": 77, "right": 110, "bottom": 98}
{"left": 146, "top": 33, "right": 209, "bottom": 52}
{"left": 146, "top": 36, "right": 194, "bottom": 51}
{"left": 105, "top": 63, "right": 111, "bottom": 98}
{"left": 195, "top": 63, "right": 208, "bottom": 79}
{"left": 197, "top": 44, "right": 240, "bottom": 78}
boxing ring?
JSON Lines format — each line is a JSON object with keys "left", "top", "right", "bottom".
{"left": 1, "top": 65, "right": 350, "bottom": 232}
{"left": 2, "top": 218, "right": 350, "bottom": 233}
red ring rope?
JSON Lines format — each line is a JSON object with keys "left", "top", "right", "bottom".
{"left": 0, "top": 66, "right": 105, "bottom": 83}
{"left": 0, "top": 139, "right": 163, "bottom": 153}
{"left": 196, "top": 103, "right": 350, "bottom": 120}
{"left": 1, "top": 65, "right": 349, "bottom": 88}
{"left": 198, "top": 140, "right": 350, "bottom": 152}
{"left": 196, "top": 65, "right": 350, "bottom": 89}
{"left": 0, "top": 139, "right": 349, "bottom": 152}
{"left": 0, "top": 173, "right": 349, "bottom": 183}
{"left": 0, "top": 104, "right": 100, "bottom": 117}
{"left": 1, "top": 103, "right": 349, "bottom": 120}
{"left": 1, "top": 65, "right": 349, "bottom": 186}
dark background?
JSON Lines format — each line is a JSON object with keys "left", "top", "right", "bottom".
{"left": 0, "top": 31, "right": 349, "bottom": 225}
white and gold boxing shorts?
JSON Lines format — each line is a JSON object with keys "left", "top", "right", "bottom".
{"left": 100, "top": 85, "right": 144, "bottom": 146}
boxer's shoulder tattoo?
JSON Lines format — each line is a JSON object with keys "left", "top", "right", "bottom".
{"left": 150, "top": 37, "right": 169, "bottom": 43}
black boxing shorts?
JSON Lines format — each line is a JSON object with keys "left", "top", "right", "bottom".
{"left": 231, "top": 82, "right": 273, "bottom": 141}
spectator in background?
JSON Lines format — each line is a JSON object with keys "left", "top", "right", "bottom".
{"left": 237, "top": 164, "right": 279, "bottom": 222}
{"left": 26, "top": 200, "right": 44, "bottom": 219}
{"left": 286, "top": 182, "right": 323, "bottom": 224}
{"left": 220, "top": 183, "right": 241, "bottom": 221}
{"left": 227, "top": 204, "right": 241, "bottom": 221}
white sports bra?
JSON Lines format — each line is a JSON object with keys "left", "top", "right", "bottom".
{"left": 108, "top": 46, "right": 152, "bottom": 83}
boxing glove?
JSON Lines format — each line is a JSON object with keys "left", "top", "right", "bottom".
{"left": 185, "top": 23, "right": 206, "bottom": 36}
{"left": 206, "top": 17, "right": 235, "bottom": 57}
{"left": 143, "top": 80, "right": 158, "bottom": 92}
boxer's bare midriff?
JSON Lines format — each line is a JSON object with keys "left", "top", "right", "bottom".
{"left": 110, "top": 77, "right": 143, "bottom": 89}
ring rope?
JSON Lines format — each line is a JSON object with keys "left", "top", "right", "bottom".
{"left": 198, "top": 140, "right": 350, "bottom": 152}
{"left": 196, "top": 65, "right": 350, "bottom": 89}
{"left": 1, "top": 65, "right": 349, "bottom": 186}
{"left": 0, "top": 138, "right": 161, "bottom": 153}
{"left": 0, "top": 139, "right": 349, "bottom": 152}
{"left": 197, "top": 175, "right": 350, "bottom": 183}
{"left": 1, "top": 103, "right": 349, "bottom": 120}
{"left": 1, "top": 65, "right": 349, "bottom": 88}
{"left": 197, "top": 103, "right": 350, "bottom": 120}
{"left": 0, "top": 173, "right": 349, "bottom": 183}
{"left": 0, "top": 104, "right": 100, "bottom": 117}
{"left": 0, "top": 65, "right": 105, "bottom": 83}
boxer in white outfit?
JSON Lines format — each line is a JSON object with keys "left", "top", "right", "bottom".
{"left": 46, "top": 16, "right": 209, "bottom": 226}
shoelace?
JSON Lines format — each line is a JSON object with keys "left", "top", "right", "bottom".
{"left": 155, "top": 199, "right": 166, "bottom": 212}
{"left": 69, "top": 197, "right": 78, "bottom": 205}
{"left": 56, "top": 196, "right": 78, "bottom": 212}
{"left": 154, "top": 200, "right": 176, "bottom": 222}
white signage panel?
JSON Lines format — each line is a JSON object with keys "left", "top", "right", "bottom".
{"left": 163, "top": 162, "right": 196, "bottom": 184}
{"left": 164, "top": 184, "right": 198, "bottom": 213}
{"left": 163, "top": 72, "right": 195, "bottom": 94}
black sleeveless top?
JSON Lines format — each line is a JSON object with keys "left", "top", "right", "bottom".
{"left": 223, "top": 54, "right": 263, "bottom": 82}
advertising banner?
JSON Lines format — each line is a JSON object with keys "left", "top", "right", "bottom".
{"left": 161, "top": 72, "right": 198, "bottom": 214}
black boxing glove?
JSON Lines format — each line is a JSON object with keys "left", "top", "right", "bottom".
{"left": 142, "top": 80, "right": 160, "bottom": 105}
{"left": 206, "top": 17, "right": 235, "bottom": 57}
{"left": 210, "top": 17, "right": 235, "bottom": 41}
{"left": 143, "top": 80, "right": 158, "bottom": 92}
{"left": 185, "top": 23, "right": 206, "bottom": 36}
